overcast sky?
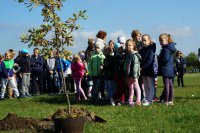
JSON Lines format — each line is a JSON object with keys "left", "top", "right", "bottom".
{"left": 0, "top": 0, "right": 200, "bottom": 56}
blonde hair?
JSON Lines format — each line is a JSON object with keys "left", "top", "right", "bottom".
{"left": 88, "top": 38, "right": 94, "bottom": 45}
{"left": 8, "top": 49, "right": 15, "bottom": 59}
{"left": 159, "top": 33, "right": 174, "bottom": 44}
{"left": 126, "top": 39, "right": 137, "bottom": 51}
{"left": 72, "top": 54, "right": 81, "bottom": 63}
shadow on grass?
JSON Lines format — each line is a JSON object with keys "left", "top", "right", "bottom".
{"left": 31, "top": 94, "right": 111, "bottom": 106}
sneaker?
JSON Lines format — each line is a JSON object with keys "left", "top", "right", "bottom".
{"left": 116, "top": 102, "right": 121, "bottom": 106}
{"left": 168, "top": 101, "right": 174, "bottom": 106}
{"left": 153, "top": 97, "right": 159, "bottom": 102}
{"left": 142, "top": 98, "right": 147, "bottom": 104}
{"left": 165, "top": 102, "right": 169, "bottom": 106}
{"left": 87, "top": 93, "right": 92, "bottom": 98}
{"left": 142, "top": 101, "right": 151, "bottom": 106}
{"left": 110, "top": 99, "right": 115, "bottom": 106}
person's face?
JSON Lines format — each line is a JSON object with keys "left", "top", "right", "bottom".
{"left": 95, "top": 47, "right": 101, "bottom": 53}
{"left": 5, "top": 53, "right": 11, "bottom": 60}
{"left": 142, "top": 36, "right": 151, "bottom": 46}
{"left": 177, "top": 52, "right": 181, "bottom": 57}
{"left": 109, "top": 42, "right": 114, "bottom": 49}
{"left": 159, "top": 37, "right": 168, "bottom": 46}
{"left": 136, "top": 34, "right": 142, "bottom": 42}
{"left": 126, "top": 42, "right": 134, "bottom": 52}
{"left": 34, "top": 49, "right": 39, "bottom": 56}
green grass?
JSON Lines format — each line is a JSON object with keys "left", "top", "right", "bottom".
{"left": 0, "top": 73, "right": 200, "bottom": 133}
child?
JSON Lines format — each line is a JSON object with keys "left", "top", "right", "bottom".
{"left": 103, "top": 46, "right": 116, "bottom": 106}
{"left": 85, "top": 38, "right": 94, "bottom": 97}
{"left": 124, "top": 39, "right": 141, "bottom": 106}
{"left": 18, "top": 49, "right": 31, "bottom": 98}
{"left": 71, "top": 54, "right": 87, "bottom": 100}
{"left": 158, "top": 33, "right": 177, "bottom": 106}
{"left": 88, "top": 43, "right": 105, "bottom": 102}
{"left": 140, "top": 34, "right": 156, "bottom": 106}
{"left": 113, "top": 46, "right": 126, "bottom": 105}
{"left": 0, "top": 52, "right": 19, "bottom": 99}
{"left": 131, "top": 30, "right": 145, "bottom": 103}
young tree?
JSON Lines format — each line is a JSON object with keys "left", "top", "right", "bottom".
{"left": 18, "top": 0, "right": 87, "bottom": 113}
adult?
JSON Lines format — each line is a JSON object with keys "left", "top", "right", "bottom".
{"left": 175, "top": 51, "right": 186, "bottom": 87}
{"left": 94, "top": 30, "right": 107, "bottom": 50}
{"left": 30, "top": 48, "right": 44, "bottom": 95}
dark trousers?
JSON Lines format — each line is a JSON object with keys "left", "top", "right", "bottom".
{"left": 177, "top": 74, "right": 184, "bottom": 87}
{"left": 162, "top": 77, "right": 174, "bottom": 102}
{"left": 92, "top": 77, "right": 102, "bottom": 101}
{"left": 31, "top": 72, "right": 43, "bottom": 95}
{"left": 113, "top": 76, "right": 125, "bottom": 102}
{"left": 47, "top": 72, "right": 56, "bottom": 93}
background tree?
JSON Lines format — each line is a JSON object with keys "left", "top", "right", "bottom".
{"left": 18, "top": 0, "right": 87, "bottom": 113}
{"left": 185, "top": 52, "right": 200, "bottom": 72}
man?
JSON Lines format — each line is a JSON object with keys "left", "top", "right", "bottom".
{"left": 30, "top": 48, "right": 43, "bottom": 95}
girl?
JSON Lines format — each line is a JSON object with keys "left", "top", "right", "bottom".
{"left": 175, "top": 50, "right": 186, "bottom": 87}
{"left": 0, "top": 52, "right": 19, "bottom": 99}
{"left": 103, "top": 46, "right": 116, "bottom": 106}
{"left": 131, "top": 30, "right": 143, "bottom": 52}
{"left": 71, "top": 54, "right": 87, "bottom": 100}
{"left": 124, "top": 39, "right": 141, "bottom": 106}
{"left": 158, "top": 33, "right": 176, "bottom": 106}
{"left": 131, "top": 30, "right": 145, "bottom": 103}
{"left": 140, "top": 34, "right": 156, "bottom": 106}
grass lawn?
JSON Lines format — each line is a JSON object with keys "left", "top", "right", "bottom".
{"left": 0, "top": 73, "right": 200, "bottom": 133}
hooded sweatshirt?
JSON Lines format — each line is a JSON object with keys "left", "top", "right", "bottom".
{"left": 159, "top": 43, "right": 177, "bottom": 77}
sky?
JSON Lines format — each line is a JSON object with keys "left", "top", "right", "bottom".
{"left": 0, "top": 0, "right": 200, "bottom": 56}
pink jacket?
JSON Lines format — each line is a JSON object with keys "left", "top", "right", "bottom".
{"left": 71, "top": 61, "right": 85, "bottom": 80}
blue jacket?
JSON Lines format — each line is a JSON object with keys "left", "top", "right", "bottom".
{"left": 158, "top": 43, "right": 176, "bottom": 77}
{"left": 140, "top": 43, "right": 156, "bottom": 76}
{"left": 30, "top": 55, "right": 43, "bottom": 73}
{"left": 55, "top": 57, "right": 68, "bottom": 72}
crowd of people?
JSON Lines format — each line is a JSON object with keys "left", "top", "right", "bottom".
{"left": 0, "top": 29, "right": 187, "bottom": 107}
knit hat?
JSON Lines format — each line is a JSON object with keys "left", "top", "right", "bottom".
{"left": 21, "top": 49, "right": 30, "bottom": 54}
{"left": 114, "top": 42, "right": 121, "bottom": 51}
{"left": 117, "top": 36, "right": 126, "bottom": 44}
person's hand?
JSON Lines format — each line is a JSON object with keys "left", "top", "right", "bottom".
{"left": 49, "top": 71, "right": 53, "bottom": 74}
{"left": 8, "top": 76, "right": 12, "bottom": 80}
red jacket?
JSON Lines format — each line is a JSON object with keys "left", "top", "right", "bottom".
{"left": 71, "top": 61, "right": 85, "bottom": 80}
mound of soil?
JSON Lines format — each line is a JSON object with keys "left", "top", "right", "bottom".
{"left": 0, "top": 107, "right": 106, "bottom": 132}
{"left": 0, "top": 113, "right": 38, "bottom": 132}
{"left": 46, "top": 107, "right": 106, "bottom": 123}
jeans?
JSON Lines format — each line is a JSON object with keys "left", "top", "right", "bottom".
{"left": 105, "top": 80, "right": 116, "bottom": 99}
